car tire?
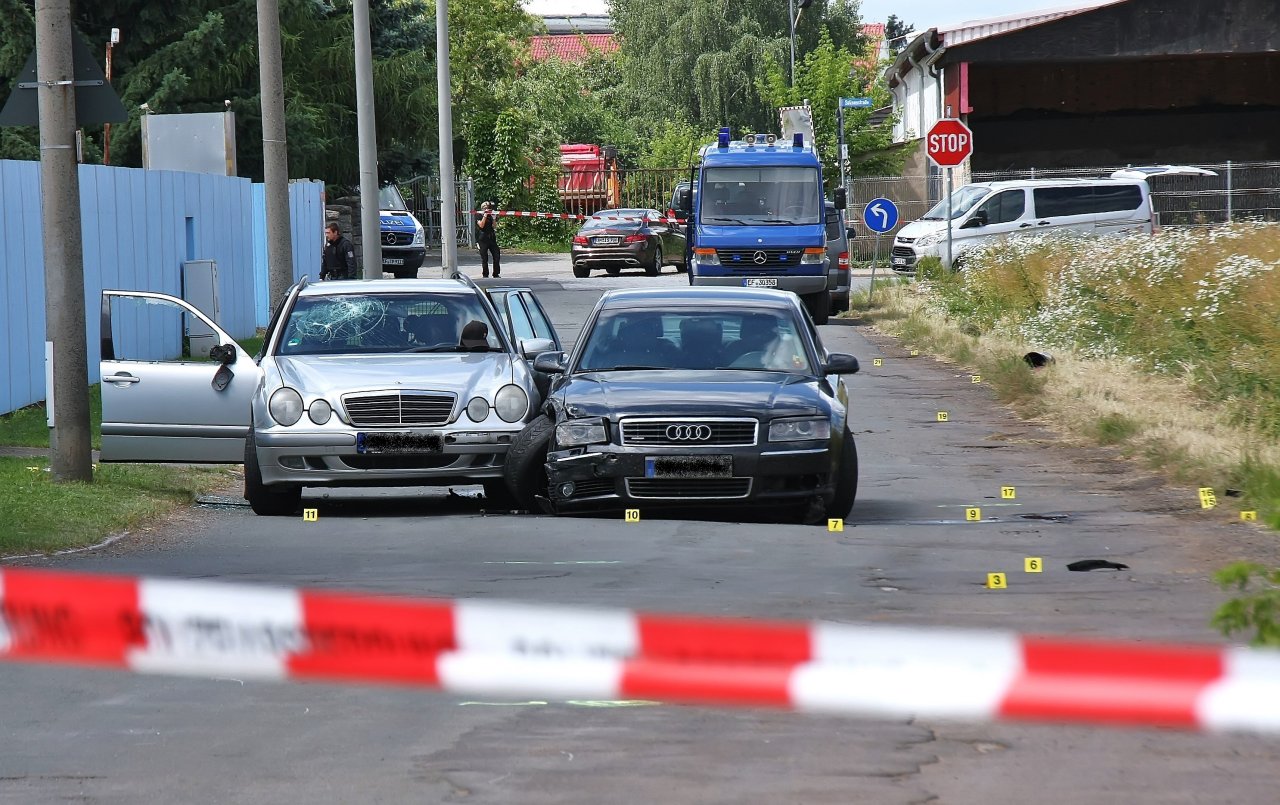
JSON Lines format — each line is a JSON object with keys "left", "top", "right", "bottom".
{"left": 503, "top": 414, "right": 554, "bottom": 511}
{"left": 830, "top": 293, "right": 850, "bottom": 316}
{"left": 605, "top": 265, "right": 621, "bottom": 277}
{"left": 572, "top": 264, "right": 591, "bottom": 279}
{"left": 807, "top": 291, "right": 831, "bottom": 325}
{"left": 244, "top": 426, "right": 301, "bottom": 516}
{"left": 826, "top": 428, "right": 858, "bottom": 519}
{"left": 646, "top": 246, "right": 661, "bottom": 277}
{"left": 482, "top": 479, "right": 518, "bottom": 510}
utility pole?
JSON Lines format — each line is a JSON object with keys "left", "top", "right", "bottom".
{"left": 102, "top": 27, "right": 118, "bottom": 165}
{"left": 353, "top": 0, "right": 381, "bottom": 279}
{"left": 436, "top": 0, "right": 458, "bottom": 277}
{"left": 257, "top": 0, "right": 294, "bottom": 311}
{"left": 36, "top": 0, "right": 93, "bottom": 482}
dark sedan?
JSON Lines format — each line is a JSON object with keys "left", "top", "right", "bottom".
{"left": 570, "top": 208, "right": 687, "bottom": 278}
{"left": 503, "top": 287, "right": 860, "bottom": 521}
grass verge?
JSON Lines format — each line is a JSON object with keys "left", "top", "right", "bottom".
{"left": 0, "top": 457, "right": 235, "bottom": 556}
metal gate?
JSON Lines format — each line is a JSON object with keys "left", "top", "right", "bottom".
{"left": 400, "top": 176, "right": 475, "bottom": 247}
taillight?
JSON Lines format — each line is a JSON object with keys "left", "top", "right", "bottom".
{"left": 624, "top": 234, "right": 646, "bottom": 243}
{"left": 838, "top": 252, "right": 849, "bottom": 271}
{"left": 573, "top": 235, "right": 588, "bottom": 245}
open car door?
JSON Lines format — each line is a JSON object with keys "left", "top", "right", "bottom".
{"left": 99, "top": 290, "right": 262, "bottom": 463}
{"left": 484, "top": 288, "right": 563, "bottom": 397}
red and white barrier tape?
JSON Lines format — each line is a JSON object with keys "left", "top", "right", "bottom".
{"left": 470, "top": 210, "right": 687, "bottom": 225}
{"left": 2, "top": 567, "right": 1278, "bottom": 733}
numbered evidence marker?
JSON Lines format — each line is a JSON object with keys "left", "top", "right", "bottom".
{"left": 873, "top": 358, "right": 884, "bottom": 367}
{"left": 936, "top": 411, "right": 949, "bottom": 422}
{"left": 1024, "top": 557, "right": 1043, "bottom": 573}
{"left": 971, "top": 375, "right": 982, "bottom": 383}
{"left": 986, "top": 572, "right": 1007, "bottom": 589}
{"left": 965, "top": 507, "right": 982, "bottom": 521}
{"left": 1198, "top": 487, "right": 1218, "bottom": 509}
{"left": 1001, "top": 486, "right": 1017, "bottom": 500}
{"left": 625, "top": 509, "right": 641, "bottom": 523}
{"left": 1241, "top": 510, "right": 1258, "bottom": 522}
{"left": 910, "top": 349, "right": 920, "bottom": 357}
{"left": 302, "top": 508, "right": 319, "bottom": 522}
{"left": 828, "top": 518, "right": 844, "bottom": 532}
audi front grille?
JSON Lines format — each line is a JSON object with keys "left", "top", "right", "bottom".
{"left": 625, "top": 477, "right": 753, "bottom": 499}
{"left": 342, "top": 391, "right": 456, "bottom": 427}
{"left": 619, "top": 418, "right": 758, "bottom": 447}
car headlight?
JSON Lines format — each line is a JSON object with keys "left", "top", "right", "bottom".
{"left": 915, "top": 231, "right": 945, "bottom": 247}
{"left": 692, "top": 248, "right": 719, "bottom": 266}
{"left": 800, "top": 247, "right": 825, "bottom": 264}
{"left": 412, "top": 225, "right": 425, "bottom": 247}
{"left": 556, "top": 418, "right": 608, "bottom": 447}
{"left": 494, "top": 385, "right": 529, "bottom": 423}
{"left": 308, "top": 398, "right": 333, "bottom": 425}
{"left": 466, "top": 396, "right": 490, "bottom": 422}
{"left": 768, "top": 417, "right": 831, "bottom": 442}
{"left": 269, "top": 387, "right": 304, "bottom": 426}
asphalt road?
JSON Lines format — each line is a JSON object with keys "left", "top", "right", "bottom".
{"left": 3, "top": 255, "right": 1278, "bottom": 804}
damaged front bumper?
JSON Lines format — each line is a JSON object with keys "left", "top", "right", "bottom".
{"left": 543, "top": 443, "right": 834, "bottom": 512}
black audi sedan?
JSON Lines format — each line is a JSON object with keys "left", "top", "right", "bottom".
{"left": 503, "top": 287, "right": 860, "bottom": 522}
{"left": 570, "top": 208, "right": 687, "bottom": 278}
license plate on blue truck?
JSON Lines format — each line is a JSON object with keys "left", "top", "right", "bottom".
{"left": 742, "top": 278, "right": 777, "bottom": 287}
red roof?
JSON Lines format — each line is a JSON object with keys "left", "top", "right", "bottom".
{"left": 861, "top": 22, "right": 886, "bottom": 38}
{"left": 529, "top": 34, "right": 619, "bottom": 62}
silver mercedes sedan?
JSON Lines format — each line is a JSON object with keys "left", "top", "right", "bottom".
{"left": 97, "top": 276, "right": 559, "bottom": 515}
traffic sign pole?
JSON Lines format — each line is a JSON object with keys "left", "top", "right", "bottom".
{"left": 946, "top": 167, "right": 953, "bottom": 270}
{"left": 924, "top": 119, "right": 974, "bottom": 271}
{"left": 868, "top": 233, "right": 880, "bottom": 308}
{"left": 837, "top": 103, "right": 846, "bottom": 196}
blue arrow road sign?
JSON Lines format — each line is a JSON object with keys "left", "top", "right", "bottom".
{"left": 840, "top": 97, "right": 874, "bottom": 109}
{"left": 862, "top": 198, "right": 899, "bottom": 233}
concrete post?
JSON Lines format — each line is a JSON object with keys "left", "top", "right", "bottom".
{"left": 353, "top": 0, "right": 382, "bottom": 279}
{"left": 437, "top": 0, "right": 458, "bottom": 276}
{"left": 36, "top": 0, "right": 93, "bottom": 483}
{"left": 257, "top": 0, "right": 294, "bottom": 309}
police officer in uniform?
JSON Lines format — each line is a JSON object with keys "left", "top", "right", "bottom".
{"left": 321, "top": 222, "right": 357, "bottom": 280}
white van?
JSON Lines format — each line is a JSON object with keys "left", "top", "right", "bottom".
{"left": 890, "top": 178, "right": 1153, "bottom": 272}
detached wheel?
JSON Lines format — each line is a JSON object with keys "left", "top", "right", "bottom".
{"left": 807, "top": 291, "right": 831, "bottom": 325}
{"left": 646, "top": 246, "right": 662, "bottom": 277}
{"left": 503, "top": 414, "right": 554, "bottom": 511}
{"left": 572, "top": 263, "right": 591, "bottom": 279}
{"left": 244, "top": 426, "right": 301, "bottom": 516}
{"left": 826, "top": 428, "right": 858, "bottom": 519}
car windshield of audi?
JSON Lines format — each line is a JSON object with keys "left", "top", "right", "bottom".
{"left": 97, "top": 277, "right": 556, "bottom": 516}
{"left": 522, "top": 287, "right": 860, "bottom": 521}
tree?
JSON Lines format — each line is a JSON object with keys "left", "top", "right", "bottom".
{"left": 885, "top": 14, "right": 914, "bottom": 56}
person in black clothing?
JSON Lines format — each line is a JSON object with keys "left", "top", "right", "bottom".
{"left": 320, "top": 222, "right": 357, "bottom": 280}
{"left": 475, "top": 201, "right": 501, "bottom": 278}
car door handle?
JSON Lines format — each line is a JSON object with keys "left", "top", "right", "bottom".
{"left": 103, "top": 373, "right": 141, "bottom": 384}
{"left": 1019, "top": 223, "right": 1034, "bottom": 228}
{"left": 1036, "top": 220, "right": 1051, "bottom": 226}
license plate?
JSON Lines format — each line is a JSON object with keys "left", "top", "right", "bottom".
{"left": 593, "top": 237, "right": 621, "bottom": 246}
{"left": 892, "top": 257, "right": 907, "bottom": 265}
{"left": 357, "top": 431, "right": 443, "bottom": 454}
{"left": 742, "top": 278, "right": 778, "bottom": 288}
{"left": 644, "top": 455, "right": 733, "bottom": 479}
{"left": 382, "top": 257, "right": 405, "bottom": 266}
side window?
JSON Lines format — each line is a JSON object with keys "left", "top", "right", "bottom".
{"left": 1093, "top": 185, "right": 1143, "bottom": 213}
{"left": 108, "top": 295, "right": 223, "bottom": 362}
{"left": 520, "top": 293, "right": 557, "bottom": 344}
{"left": 1033, "top": 187, "right": 1096, "bottom": 217}
{"left": 505, "top": 295, "right": 537, "bottom": 342}
{"left": 978, "top": 190, "right": 1026, "bottom": 224}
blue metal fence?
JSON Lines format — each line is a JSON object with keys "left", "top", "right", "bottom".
{"left": 0, "top": 160, "right": 324, "bottom": 416}
{"left": 252, "top": 180, "right": 325, "bottom": 327}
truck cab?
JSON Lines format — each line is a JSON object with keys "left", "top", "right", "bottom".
{"left": 674, "top": 113, "right": 845, "bottom": 324}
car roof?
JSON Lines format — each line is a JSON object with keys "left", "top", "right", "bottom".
{"left": 966, "top": 178, "right": 1146, "bottom": 190}
{"left": 296, "top": 278, "right": 474, "bottom": 297}
{"left": 598, "top": 287, "right": 798, "bottom": 309}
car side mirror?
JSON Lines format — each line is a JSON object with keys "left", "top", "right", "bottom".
{"left": 964, "top": 211, "right": 988, "bottom": 229}
{"left": 846, "top": 226, "right": 857, "bottom": 240}
{"left": 521, "top": 338, "right": 556, "bottom": 359}
{"left": 833, "top": 187, "right": 847, "bottom": 210}
{"left": 533, "top": 351, "right": 569, "bottom": 373}
{"left": 209, "top": 343, "right": 237, "bottom": 365}
{"left": 822, "top": 353, "right": 859, "bottom": 375}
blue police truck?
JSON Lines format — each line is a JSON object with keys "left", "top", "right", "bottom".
{"left": 672, "top": 106, "right": 846, "bottom": 324}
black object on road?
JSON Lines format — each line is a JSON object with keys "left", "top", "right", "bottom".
{"left": 1067, "top": 559, "right": 1130, "bottom": 572}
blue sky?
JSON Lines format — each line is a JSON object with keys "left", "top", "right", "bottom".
{"left": 524, "top": 0, "right": 1086, "bottom": 31}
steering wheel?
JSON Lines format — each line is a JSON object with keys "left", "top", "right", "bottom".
{"left": 729, "top": 351, "right": 766, "bottom": 369}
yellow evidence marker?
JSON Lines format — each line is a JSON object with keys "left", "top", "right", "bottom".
{"left": 936, "top": 411, "right": 949, "bottom": 422}
{"left": 986, "top": 573, "right": 1007, "bottom": 589}
{"left": 1241, "top": 511, "right": 1258, "bottom": 522}
{"left": 1001, "top": 486, "right": 1017, "bottom": 499}
{"left": 1198, "top": 487, "right": 1218, "bottom": 509}
{"left": 910, "top": 349, "right": 920, "bottom": 357}
{"left": 625, "top": 509, "right": 641, "bottom": 523}
{"left": 828, "top": 518, "right": 844, "bottom": 532}
{"left": 302, "top": 508, "right": 319, "bottom": 522}
{"left": 873, "top": 358, "right": 883, "bottom": 367}
{"left": 966, "top": 507, "right": 982, "bottom": 521}
{"left": 1024, "top": 557, "right": 1043, "bottom": 573}
{"left": 971, "top": 375, "right": 982, "bottom": 383}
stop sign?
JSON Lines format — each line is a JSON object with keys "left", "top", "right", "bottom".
{"left": 926, "top": 119, "right": 974, "bottom": 167}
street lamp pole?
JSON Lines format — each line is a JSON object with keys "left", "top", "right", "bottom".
{"left": 788, "top": 0, "right": 795, "bottom": 87}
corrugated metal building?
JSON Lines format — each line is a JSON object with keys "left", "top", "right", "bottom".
{"left": 886, "top": 0, "right": 1280, "bottom": 173}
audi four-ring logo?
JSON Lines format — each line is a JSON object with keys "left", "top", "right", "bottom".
{"left": 752, "top": 250, "right": 769, "bottom": 264}
{"left": 665, "top": 424, "right": 713, "bottom": 441}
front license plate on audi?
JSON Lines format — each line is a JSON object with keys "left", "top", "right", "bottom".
{"left": 357, "top": 431, "right": 443, "bottom": 454}
{"left": 382, "top": 257, "right": 405, "bottom": 266}
{"left": 742, "top": 278, "right": 777, "bottom": 288}
{"left": 644, "top": 455, "right": 733, "bottom": 479}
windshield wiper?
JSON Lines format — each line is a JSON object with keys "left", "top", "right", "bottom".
{"left": 703, "top": 217, "right": 751, "bottom": 225}
{"left": 595, "top": 365, "right": 667, "bottom": 371}
{"left": 403, "top": 345, "right": 502, "bottom": 353}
